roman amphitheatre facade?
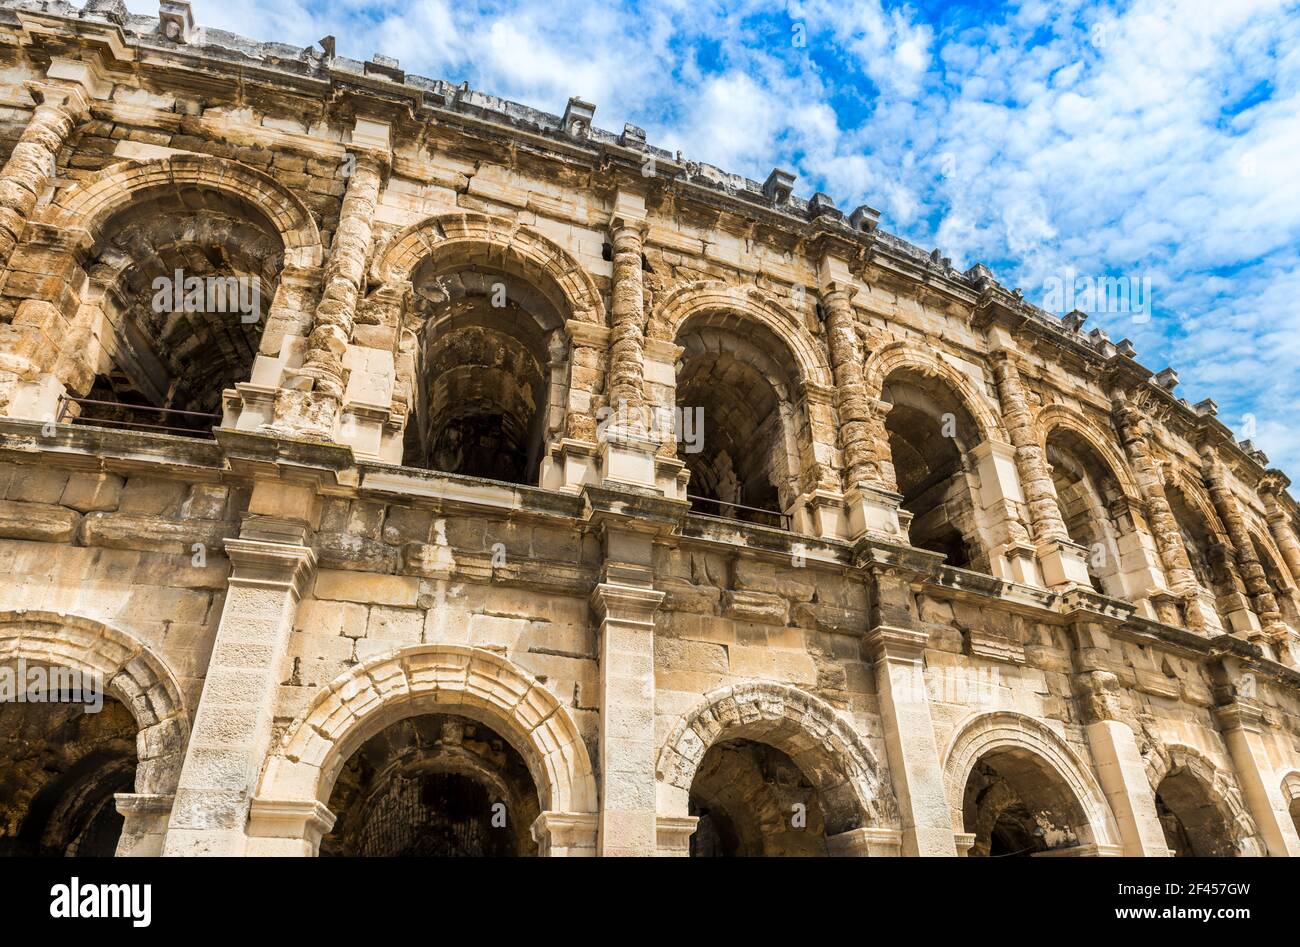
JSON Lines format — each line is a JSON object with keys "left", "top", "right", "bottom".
{"left": 0, "top": 0, "right": 1298, "bottom": 859}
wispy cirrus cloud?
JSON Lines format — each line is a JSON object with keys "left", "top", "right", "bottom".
{"left": 120, "top": 0, "right": 1300, "bottom": 472}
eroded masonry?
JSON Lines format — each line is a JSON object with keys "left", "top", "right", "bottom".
{"left": 0, "top": 0, "right": 1298, "bottom": 858}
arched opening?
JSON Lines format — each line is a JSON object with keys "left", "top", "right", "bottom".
{"left": 320, "top": 713, "right": 540, "bottom": 857}
{"left": 961, "top": 746, "right": 1096, "bottom": 856}
{"left": 401, "top": 261, "right": 559, "bottom": 486}
{"left": 882, "top": 369, "right": 987, "bottom": 572}
{"left": 1045, "top": 427, "right": 1128, "bottom": 596}
{"left": 688, "top": 740, "right": 829, "bottom": 856}
{"left": 68, "top": 189, "right": 285, "bottom": 436}
{"left": 0, "top": 693, "right": 136, "bottom": 856}
{"left": 1251, "top": 535, "right": 1300, "bottom": 631}
{"left": 675, "top": 313, "right": 800, "bottom": 527}
{"left": 1166, "top": 485, "right": 1237, "bottom": 629}
{"left": 1154, "top": 766, "right": 1238, "bottom": 856}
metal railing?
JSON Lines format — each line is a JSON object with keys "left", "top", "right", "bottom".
{"left": 56, "top": 396, "right": 221, "bottom": 438}
{"left": 686, "top": 495, "right": 791, "bottom": 530}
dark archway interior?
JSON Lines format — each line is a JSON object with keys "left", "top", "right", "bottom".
{"left": 676, "top": 314, "right": 795, "bottom": 527}
{"left": 0, "top": 694, "right": 136, "bottom": 857}
{"left": 403, "top": 265, "right": 556, "bottom": 486}
{"left": 688, "top": 739, "right": 828, "bottom": 857}
{"left": 321, "top": 713, "right": 540, "bottom": 857}
{"left": 1289, "top": 795, "right": 1299, "bottom": 843}
{"left": 73, "top": 189, "right": 284, "bottom": 435}
{"left": 1047, "top": 428, "right": 1127, "bottom": 596}
{"left": 961, "top": 749, "right": 1089, "bottom": 857}
{"left": 883, "top": 372, "right": 986, "bottom": 572}
{"left": 1154, "top": 769, "right": 1237, "bottom": 857}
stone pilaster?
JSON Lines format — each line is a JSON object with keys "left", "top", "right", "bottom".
{"left": 818, "top": 276, "right": 873, "bottom": 489}
{"left": 1113, "top": 397, "right": 1218, "bottom": 631}
{"left": 1211, "top": 671, "right": 1300, "bottom": 857}
{"left": 991, "top": 350, "right": 1091, "bottom": 589}
{"left": 1069, "top": 621, "right": 1171, "bottom": 856}
{"left": 1202, "top": 445, "right": 1285, "bottom": 643}
{"left": 857, "top": 542, "right": 957, "bottom": 856}
{"left": 277, "top": 151, "right": 384, "bottom": 437}
{"left": 1260, "top": 475, "right": 1300, "bottom": 586}
{"left": 0, "top": 81, "right": 89, "bottom": 269}
{"left": 585, "top": 486, "right": 685, "bottom": 857}
{"left": 818, "top": 262, "right": 903, "bottom": 541}
{"left": 163, "top": 486, "right": 318, "bottom": 856}
{"left": 587, "top": 503, "right": 662, "bottom": 855}
{"left": 598, "top": 194, "right": 663, "bottom": 493}
{"left": 0, "top": 78, "right": 98, "bottom": 421}
{"left": 969, "top": 438, "right": 1041, "bottom": 585}
{"left": 607, "top": 191, "right": 649, "bottom": 416}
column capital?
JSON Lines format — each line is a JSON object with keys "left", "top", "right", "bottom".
{"left": 816, "top": 250, "right": 857, "bottom": 294}
{"left": 223, "top": 537, "right": 317, "bottom": 598}
{"left": 530, "top": 811, "right": 598, "bottom": 856}
{"left": 1213, "top": 699, "right": 1271, "bottom": 734}
{"left": 655, "top": 815, "right": 699, "bottom": 856}
{"left": 247, "top": 798, "right": 336, "bottom": 845}
{"left": 610, "top": 187, "right": 649, "bottom": 232}
{"left": 865, "top": 623, "right": 929, "bottom": 662}
{"left": 827, "top": 826, "right": 903, "bottom": 857}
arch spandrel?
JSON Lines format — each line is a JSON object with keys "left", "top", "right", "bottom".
{"left": 259, "top": 645, "right": 597, "bottom": 817}
{"left": 1144, "top": 742, "right": 1266, "bottom": 856}
{"left": 654, "top": 281, "right": 834, "bottom": 389}
{"left": 0, "top": 610, "right": 190, "bottom": 796}
{"left": 44, "top": 155, "right": 323, "bottom": 269}
{"left": 863, "top": 341, "right": 1004, "bottom": 442}
{"left": 655, "top": 681, "right": 896, "bottom": 835}
{"left": 941, "top": 710, "right": 1121, "bottom": 850}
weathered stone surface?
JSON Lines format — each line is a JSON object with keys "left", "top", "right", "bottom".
{"left": 0, "top": 2, "right": 1295, "bottom": 863}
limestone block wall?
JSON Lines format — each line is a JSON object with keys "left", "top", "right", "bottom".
{"left": 0, "top": 455, "right": 238, "bottom": 713}
{"left": 0, "top": 1, "right": 1297, "bottom": 859}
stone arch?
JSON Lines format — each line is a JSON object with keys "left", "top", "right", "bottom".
{"left": 655, "top": 681, "right": 896, "bottom": 838}
{"left": 1144, "top": 742, "right": 1265, "bottom": 856}
{"left": 45, "top": 154, "right": 322, "bottom": 269}
{"left": 24, "top": 155, "right": 324, "bottom": 430}
{"left": 1246, "top": 523, "right": 1300, "bottom": 631}
{"left": 0, "top": 610, "right": 189, "bottom": 796}
{"left": 657, "top": 282, "right": 838, "bottom": 520}
{"left": 1165, "top": 474, "right": 1240, "bottom": 628}
{"left": 370, "top": 212, "right": 604, "bottom": 325}
{"left": 862, "top": 341, "right": 1003, "bottom": 442}
{"left": 1170, "top": 473, "right": 1231, "bottom": 545}
{"left": 654, "top": 281, "right": 834, "bottom": 389}
{"left": 1036, "top": 406, "right": 1141, "bottom": 503}
{"left": 371, "top": 213, "right": 604, "bottom": 479}
{"left": 942, "top": 711, "right": 1121, "bottom": 852}
{"left": 258, "top": 646, "right": 597, "bottom": 821}
{"left": 1039, "top": 409, "right": 1145, "bottom": 597}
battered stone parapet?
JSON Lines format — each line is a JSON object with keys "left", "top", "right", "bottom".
{"left": 0, "top": 1, "right": 1297, "bottom": 857}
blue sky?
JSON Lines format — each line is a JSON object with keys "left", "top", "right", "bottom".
{"left": 123, "top": 0, "right": 1300, "bottom": 473}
